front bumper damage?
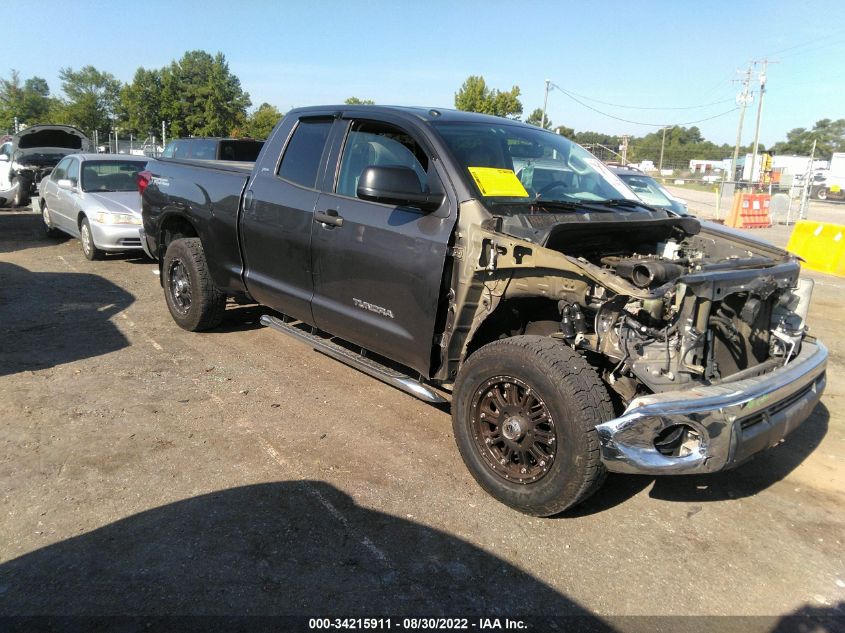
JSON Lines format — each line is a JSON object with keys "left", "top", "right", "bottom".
{"left": 596, "top": 340, "right": 827, "bottom": 475}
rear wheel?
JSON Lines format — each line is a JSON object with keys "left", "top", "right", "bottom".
{"left": 40, "top": 200, "right": 60, "bottom": 237}
{"left": 452, "top": 336, "right": 613, "bottom": 516}
{"left": 79, "top": 217, "right": 103, "bottom": 260}
{"left": 162, "top": 237, "right": 225, "bottom": 331}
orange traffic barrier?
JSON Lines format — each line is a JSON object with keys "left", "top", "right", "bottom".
{"left": 725, "top": 193, "right": 772, "bottom": 229}
{"left": 786, "top": 221, "right": 845, "bottom": 278}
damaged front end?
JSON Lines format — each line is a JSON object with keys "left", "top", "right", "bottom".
{"left": 446, "top": 202, "right": 827, "bottom": 476}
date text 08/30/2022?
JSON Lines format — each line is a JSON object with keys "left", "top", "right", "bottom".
{"left": 308, "top": 618, "right": 528, "bottom": 630}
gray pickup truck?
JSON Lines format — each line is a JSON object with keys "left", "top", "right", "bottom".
{"left": 140, "top": 105, "right": 827, "bottom": 516}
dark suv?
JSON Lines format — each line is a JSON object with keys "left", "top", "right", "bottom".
{"left": 160, "top": 137, "right": 264, "bottom": 162}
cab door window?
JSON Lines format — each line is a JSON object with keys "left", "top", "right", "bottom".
{"left": 336, "top": 121, "right": 429, "bottom": 199}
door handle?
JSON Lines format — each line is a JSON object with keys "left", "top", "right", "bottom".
{"left": 314, "top": 209, "right": 344, "bottom": 227}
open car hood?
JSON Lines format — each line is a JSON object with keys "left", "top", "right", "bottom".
{"left": 14, "top": 125, "right": 90, "bottom": 151}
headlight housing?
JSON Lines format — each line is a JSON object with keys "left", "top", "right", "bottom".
{"left": 94, "top": 211, "right": 141, "bottom": 225}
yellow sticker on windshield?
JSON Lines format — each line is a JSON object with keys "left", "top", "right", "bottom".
{"left": 468, "top": 167, "right": 529, "bottom": 198}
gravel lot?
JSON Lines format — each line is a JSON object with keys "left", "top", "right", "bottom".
{"left": 0, "top": 204, "right": 843, "bottom": 627}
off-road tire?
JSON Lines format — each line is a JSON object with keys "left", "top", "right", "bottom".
{"left": 162, "top": 237, "right": 225, "bottom": 331}
{"left": 452, "top": 336, "right": 613, "bottom": 516}
{"left": 10, "top": 177, "right": 29, "bottom": 208}
{"left": 40, "top": 199, "right": 60, "bottom": 237}
{"left": 79, "top": 217, "right": 103, "bottom": 260}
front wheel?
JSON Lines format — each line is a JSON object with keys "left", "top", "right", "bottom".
{"left": 815, "top": 187, "right": 828, "bottom": 200}
{"left": 162, "top": 237, "right": 225, "bottom": 331}
{"left": 80, "top": 217, "right": 103, "bottom": 260}
{"left": 452, "top": 336, "right": 613, "bottom": 516}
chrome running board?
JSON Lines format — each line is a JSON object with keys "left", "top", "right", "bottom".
{"left": 260, "top": 314, "right": 448, "bottom": 405}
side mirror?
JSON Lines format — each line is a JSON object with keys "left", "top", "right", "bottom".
{"left": 356, "top": 165, "right": 444, "bottom": 211}
{"left": 0, "top": 155, "right": 8, "bottom": 162}
{"left": 57, "top": 179, "right": 76, "bottom": 190}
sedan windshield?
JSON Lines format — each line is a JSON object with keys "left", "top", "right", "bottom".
{"left": 81, "top": 160, "right": 146, "bottom": 192}
{"left": 616, "top": 174, "right": 674, "bottom": 208}
{"left": 432, "top": 121, "right": 637, "bottom": 205}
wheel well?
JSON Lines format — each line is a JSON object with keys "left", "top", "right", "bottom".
{"left": 159, "top": 215, "right": 199, "bottom": 256}
{"left": 77, "top": 211, "right": 87, "bottom": 228}
{"left": 465, "top": 297, "right": 561, "bottom": 358}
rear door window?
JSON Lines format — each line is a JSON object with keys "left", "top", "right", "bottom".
{"left": 277, "top": 119, "right": 333, "bottom": 189}
{"left": 189, "top": 139, "right": 218, "bottom": 159}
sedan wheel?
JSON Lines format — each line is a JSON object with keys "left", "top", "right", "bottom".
{"left": 41, "top": 201, "right": 60, "bottom": 237}
{"left": 80, "top": 218, "right": 103, "bottom": 261}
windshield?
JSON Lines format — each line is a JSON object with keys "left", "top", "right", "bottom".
{"left": 616, "top": 173, "right": 674, "bottom": 208}
{"left": 432, "top": 121, "right": 636, "bottom": 205}
{"left": 81, "top": 160, "right": 146, "bottom": 192}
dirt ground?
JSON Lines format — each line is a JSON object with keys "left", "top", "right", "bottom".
{"left": 0, "top": 204, "right": 843, "bottom": 627}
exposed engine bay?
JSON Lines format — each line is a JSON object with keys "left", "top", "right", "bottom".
{"left": 453, "top": 207, "right": 815, "bottom": 436}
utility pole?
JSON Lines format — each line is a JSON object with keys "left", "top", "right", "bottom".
{"left": 799, "top": 138, "right": 817, "bottom": 220}
{"left": 658, "top": 126, "right": 668, "bottom": 175}
{"left": 619, "top": 135, "right": 630, "bottom": 165}
{"left": 748, "top": 59, "right": 777, "bottom": 190}
{"left": 731, "top": 65, "right": 753, "bottom": 183}
{"left": 161, "top": 120, "right": 167, "bottom": 148}
{"left": 540, "top": 79, "right": 551, "bottom": 129}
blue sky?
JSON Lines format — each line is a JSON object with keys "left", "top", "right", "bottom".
{"left": 5, "top": 0, "right": 844, "bottom": 145}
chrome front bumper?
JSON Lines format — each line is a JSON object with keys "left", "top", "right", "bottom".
{"left": 596, "top": 341, "right": 828, "bottom": 475}
{"left": 90, "top": 222, "right": 143, "bottom": 252}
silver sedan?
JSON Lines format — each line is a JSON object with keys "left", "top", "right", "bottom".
{"left": 38, "top": 153, "right": 149, "bottom": 260}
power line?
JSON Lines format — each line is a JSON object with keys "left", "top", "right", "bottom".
{"left": 763, "top": 33, "right": 844, "bottom": 59}
{"left": 549, "top": 82, "right": 739, "bottom": 127}
{"left": 560, "top": 89, "right": 735, "bottom": 111}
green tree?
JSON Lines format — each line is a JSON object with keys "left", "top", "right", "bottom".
{"left": 344, "top": 96, "right": 374, "bottom": 105}
{"left": 56, "top": 65, "right": 122, "bottom": 134}
{"left": 0, "top": 70, "right": 24, "bottom": 131}
{"left": 236, "top": 102, "right": 283, "bottom": 139}
{"left": 0, "top": 71, "right": 54, "bottom": 130}
{"left": 161, "top": 51, "right": 251, "bottom": 138}
{"left": 120, "top": 67, "right": 164, "bottom": 136}
{"left": 525, "top": 107, "right": 552, "bottom": 130}
{"left": 553, "top": 125, "right": 575, "bottom": 138}
{"left": 454, "top": 75, "right": 522, "bottom": 119}
{"left": 772, "top": 119, "right": 845, "bottom": 159}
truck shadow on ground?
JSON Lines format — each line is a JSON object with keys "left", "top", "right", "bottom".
{"left": 0, "top": 481, "right": 606, "bottom": 629}
{"left": 0, "top": 261, "right": 134, "bottom": 377}
{"left": 0, "top": 210, "right": 69, "bottom": 254}
{"left": 565, "top": 402, "right": 831, "bottom": 517}
{"left": 1, "top": 481, "right": 839, "bottom": 632}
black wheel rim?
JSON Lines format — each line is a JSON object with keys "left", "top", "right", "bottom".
{"left": 470, "top": 376, "right": 557, "bottom": 484}
{"left": 168, "top": 259, "right": 192, "bottom": 314}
